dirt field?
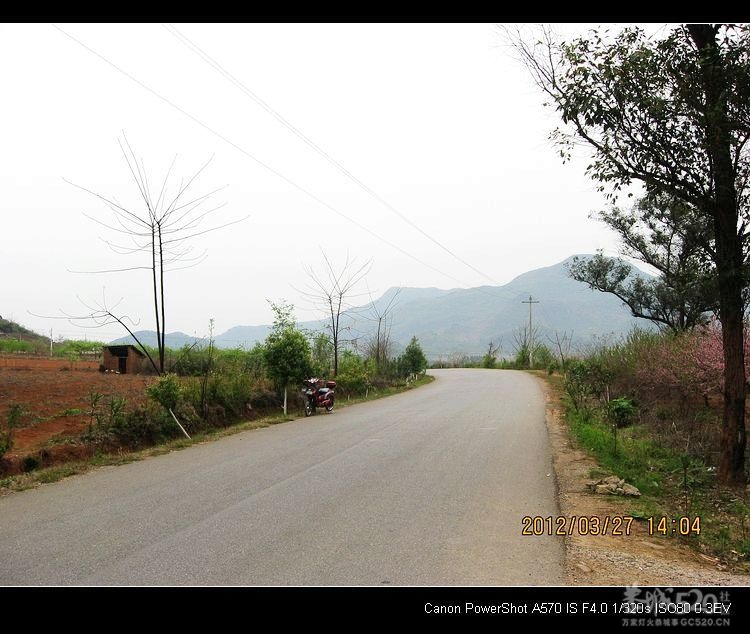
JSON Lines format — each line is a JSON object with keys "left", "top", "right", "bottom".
{"left": 0, "top": 356, "right": 153, "bottom": 469}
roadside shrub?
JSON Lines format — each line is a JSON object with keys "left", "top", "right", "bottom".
{"left": 110, "top": 402, "right": 179, "bottom": 447}
{"left": 336, "top": 351, "right": 370, "bottom": 396}
{"left": 531, "top": 344, "right": 556, "bottom": 370}
{"left": 147, "top": 373, "right": 182, "bottom": 411}
{"left": 609, "top": 397, "right": 637, "bottom": 428}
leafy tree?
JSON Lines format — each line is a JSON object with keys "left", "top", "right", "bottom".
{"left": 512, "top": 24, "right": 750, "bottom": 483}
{"left": 568, "top": 193, "right": 719, "bottom": 332}
{"left": 400, "top": 336, "right": 428, "bottom": 378}
{"left": 263, "top": 301, "right": 311, "bottom": 415}
{"left": 335, "top": 349, "right": 370, "bottom": 395}
{"left": 310, "top": 332, "right": 334, "bottom": 377}
{"left": 531, "top": 343, "right": 556, "bottom": 370}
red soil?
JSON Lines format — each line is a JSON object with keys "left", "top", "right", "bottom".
{"left": 0, "top": 356, "right": 155, "bottom": 468}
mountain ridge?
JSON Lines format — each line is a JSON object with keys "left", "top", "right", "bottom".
{"left": 110, "top": 255, "right": 654, "bottom": 359}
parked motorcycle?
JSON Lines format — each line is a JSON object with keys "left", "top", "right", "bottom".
{"left": 302, "top": 377, "right": 335, "bottom": 416}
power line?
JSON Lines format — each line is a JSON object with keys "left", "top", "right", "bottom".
{"left": 51, "top": 23, "right": 499, "bottom": 293}
{"left": 162, "top": 23, "right": 501, "bottom": 285}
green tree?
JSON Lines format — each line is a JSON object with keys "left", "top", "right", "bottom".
{"left": 482, "top": 341, "right": 500, "bottom": 369}
{"left": 568, "top": 193, "right": 719, "bottom": 332}
{"left": 263, "top": 301, "right": 311, "bottom": 415}
{"left": 310, "top": 332, "right": 334, "bottom": 377}
{"left": 401, "top": 336, "right": 428, "bottom": 378}
{"left": 513, "top": 24, "right": 750, "bottom": 483}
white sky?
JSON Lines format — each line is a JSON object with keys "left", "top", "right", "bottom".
{"left": 1, "top": 23, "right": 653, "bottom": 341}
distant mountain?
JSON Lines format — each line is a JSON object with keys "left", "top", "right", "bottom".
{"left": 110, "top": 256, "right": 655, "bottom": 359}
{"left": 110, "top": 330, "right": 202, "bottom": 350}
{"left": 215, "top": 324, "right": 271, "bottom": 349}
{"left": 375, "top": 256, "right": 655, "bottom": 360}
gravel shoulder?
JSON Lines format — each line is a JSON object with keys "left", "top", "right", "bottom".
{"left": 540, "top": 376, "right": 750, "bottom": 586}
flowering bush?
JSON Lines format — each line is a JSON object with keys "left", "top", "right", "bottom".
{"left": 635, "top": 317, "right": 750, "bottom": 398}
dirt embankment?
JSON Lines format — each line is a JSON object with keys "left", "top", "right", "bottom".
{"left": 540, "top": 376, "right": 749, "bottom": 586}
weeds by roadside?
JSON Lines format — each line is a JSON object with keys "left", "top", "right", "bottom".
{"left": 0, "top": 374, "right": 434, "bottom": 496}
{"left": 539, "top": 360, "right": 750, "bottom": 569}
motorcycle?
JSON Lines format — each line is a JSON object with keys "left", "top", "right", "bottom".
{"left": 302, "top": 377, "right": 335, "bottom": 416}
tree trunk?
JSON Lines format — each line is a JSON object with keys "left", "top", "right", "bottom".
{"left": 689, "top": 24, "right": 747, "bottom": 484}
{"left": 283, "top": 386, "right": 287, "bottom": 417}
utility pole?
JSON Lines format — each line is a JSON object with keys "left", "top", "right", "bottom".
{"left": 521, "top": 295, "right": 539, "bottom": 368}
{"left": 50, "top": 328, "right": 53, "bottom": 357}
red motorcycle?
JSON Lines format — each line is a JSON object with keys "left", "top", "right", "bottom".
{"left": 302, "top": 377, "right": 335, "bottom": 416}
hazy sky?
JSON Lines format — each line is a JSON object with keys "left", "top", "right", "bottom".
{"left": 2, "top": 23, "right": 654, "bottom": 342}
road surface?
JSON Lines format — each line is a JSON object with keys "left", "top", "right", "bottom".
{"left": 0, "top": 369, "right": 563, "bottom": 585}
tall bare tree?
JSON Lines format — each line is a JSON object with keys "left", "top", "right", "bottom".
{"left": 66, "top": 135, "right": 245, "bottom": 374}
{"left": 301, "top": 252, "right": 371, "bottom": 376}
{"left": 547, "top": 330, "right": 573, "bottom": 371}
{"left": 363, "top": 286, "right": 401, "bottom": 370}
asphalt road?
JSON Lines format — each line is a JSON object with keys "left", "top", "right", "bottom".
{"left": 0, "top": 369, "right": 563, "bottom": 585}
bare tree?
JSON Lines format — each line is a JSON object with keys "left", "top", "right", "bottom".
{"left": 300, "top": 252, "right": 371, "bottom": 376}
{"left": 547, "top": 330, "right": 573, "bottom": 371}
{"left": 362, "top": 286, "right": 401, "bottom": 371}
{"left": 66, "top": 135, "right": 246, "bottom": 373}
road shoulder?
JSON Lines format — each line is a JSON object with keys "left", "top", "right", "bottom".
{"left": 539, "top": 375, "right": 750, "bottom": 586}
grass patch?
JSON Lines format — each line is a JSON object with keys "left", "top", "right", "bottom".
{"left": 554, "top": 384, "right": 749, "bottom": 570}
{"left": 568, "top": 409, "right": 689, "bottom": 497}
{"left": 0, "top": 375, "right": 434, "bottom": 496}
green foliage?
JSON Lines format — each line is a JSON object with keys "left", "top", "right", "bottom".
{"left": 568, "top": 238, "right": 716, "bottom": 333}
{"left": 335, "top": 350, "right": 370, "bottom": 396}
{"left": 0, "top": 318, "right": 49, "bottom": 354}
{"left": 568, "top": 408, "right": 683, "bottom": 496}
{"left": 169, "top": 344, "right": 206, "bottom": 376}
{"left": 310, "top": 332, "right": 334, "bottom": 376}
{"left": 399, "top": 336, "right": 428, "bottom": 377}
{"left": 531, "top": 343, "right": 555, "bottom": 370}
{"left": 609, "top": 397, "right": 637, "bottom": 428}
{"left": 263, "top": 303, "right": 312, "bottom": 393}
{"left": 52, "top": 339, "right": 104, "bottom": 358}
{"left": 83, "top": 391, "right": 179, "bottom": 449}
{"left": 110, "top": 402, "right": 179, "bottom": 447}
{"left": 147, "top": 373, "right": 182, "bottom": 411}
{"left": 268, "top": 300, "right": 296, "bottom": 334}
{"left": 513, "top": 343, "right": 530, "bottom": 369}
{"left": 0, "top": 339, "right": 36, "bottom": 354}
{"left": 517, "top": 22, "right": 750, "bottom": 483}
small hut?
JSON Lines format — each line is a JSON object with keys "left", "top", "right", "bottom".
{"left": 102, "top": 345, "right": 145, "bottom": 374}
